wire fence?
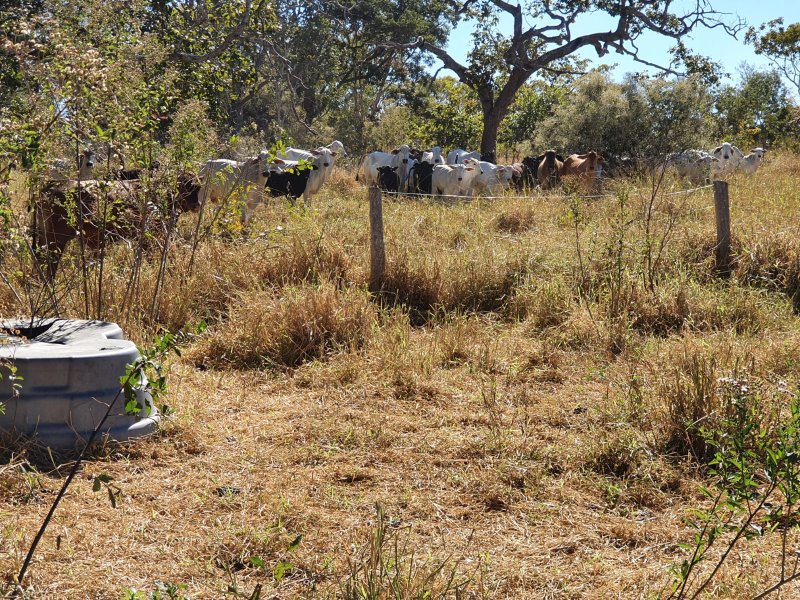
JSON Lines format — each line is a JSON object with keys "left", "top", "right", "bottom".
{"left": 368, "top": 180, "right": 732, "bottom": 287}
{"left": 379, "top": 182, "right": 714, "bottom": 202}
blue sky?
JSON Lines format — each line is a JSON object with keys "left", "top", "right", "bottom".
{"left": 443, "top": 1, "right": 800, "bottom": 88}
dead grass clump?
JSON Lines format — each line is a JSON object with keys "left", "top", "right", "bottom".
{"left": 507, "top": 276, "right": 574, "bottom": 329}
{"left": 649, "top": 339, "right": 782, "bottom": 463}
{"left": 325, "top": 166, "right": 361, "bottom": 197}
{"left": 381, "top": 250, "right": 530, "bottom": 324}
{"left": 447, "top": 255, "right": 528, "bottom": 314}
{"left": 673, "top": 231, "right": 718, "bottom": 279}
{"left": 381, "top": 251, "right": 443, "bottom": 324}
{"left": 688, "top": 284, "right": 775, "bottom": 335}
{"left": 543, "top": 306, "right": 604, "bottom": 350}
{"left": 626, "top": 281, "right": 776, "bottom": 337}
{"left": 656, "top": 344, "right": 721, "bottom": 461}
{"left": 368, "top": 309, "right": 433, "bottom": 398}
{"left": 433, "top": 315, "right": 483, "bottom": 368}
{"left": 585, "top": 430, "right": 642, "bottom": 479}
{"left": 735, "top": 233, "right": 800, "bottom": 312}
{"left": 584, "top": 428, "right": 687, "bottom": 511}
{"left": 263, "top": 231, "right": 350, "bottom": 286}
{"left": 628, "top": 284, "right": 690, "bottom": 336}
{"left": 493, "top": 204, "right": 537, "bottom": 234}
{"left": 340, "top": 504, "right": 477, "bottom": 599}
{"left": 735, "top": 234, "right": 797, "bottom": 293}
{"left": 189, "top": 281, "right": 377, "bottom": 369}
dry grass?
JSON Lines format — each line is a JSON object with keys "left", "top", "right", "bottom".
{"left": 188, "top": 281, "right": 377, "bottom": 370}
{"left": 0, "top": 155, "right": 800, "bottom": 597}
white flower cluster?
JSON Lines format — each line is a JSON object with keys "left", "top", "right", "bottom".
{"left": 717, "top": 376, "right": 752, "bottom": 398}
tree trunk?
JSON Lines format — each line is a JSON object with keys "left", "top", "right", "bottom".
{"left": 480, "top": 108, "right": 503, "bottom": 159}
{"left": 477, "top": 68, "right": 529, "bottom": 159}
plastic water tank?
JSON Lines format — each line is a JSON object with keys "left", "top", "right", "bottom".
{"left": 0, "top": 318, "right": 159, "bottom": 448}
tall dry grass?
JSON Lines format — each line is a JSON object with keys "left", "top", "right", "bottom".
{"left": 188, "top": 281, "right": 377, "bottom": 370}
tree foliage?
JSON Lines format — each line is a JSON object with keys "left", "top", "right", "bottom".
{"left": 746, "top": 19, "right": 800, "bottom": 97}
{"left": 714, "top": 67, "right": 798, "bottom": 149}
{"left": 401, "top": 0, "right": 742, "bottom": 155}
{"left": 251, "top": 0, "right": 456, "bottom": 149}
{"left": 1, "top": 0, "right": 797, "bottom": 170}
{"left": 535, "top": 72, "right": 715, "bottom": 159}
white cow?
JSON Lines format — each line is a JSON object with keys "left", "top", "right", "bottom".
{"left": 278, "top": 146, "right": 337, "bottom": 203}
{"left": 421, "top": 146, "right": 444, "bottom": 165}
{"left": 46, "top": 149, "right": 96, "bottom": 182}
{"left": 710, "top": 142, "right": 745, "bottom": 180}
{"left": 432, "top": 163, "right": 478, "bottom": 197}
{"left": 738, "top": 147, "right": 767, "bottom": 175}
{"left": 326, "top": 140, "right": 346, "bottom": 157}
{"left": 199, "top": 150, "right": 270, "bottom": 224}
{"left": 666, "top": 149, "right": 718, "bottom": 184}
{"left": 359, "top": 145, "right": 412, "bottom": 189}
{"left": 447, "top": 148, "right": 482, "bottom": 165}
{"left": 469, "top": 160, "right": 514, "bottom": 195}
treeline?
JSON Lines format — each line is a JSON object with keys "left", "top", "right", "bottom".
{"left": 0, "top": 0, "right": 798, "bottom": 172}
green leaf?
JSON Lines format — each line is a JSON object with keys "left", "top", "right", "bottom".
{"left": 249, "top": 556, "right": 265, "bottom": 568}
{"left": 273, "top": 561, "right": 292, "bottom": 582}
{"left": 288, "top": 534, "right": 302, "bottom": 551}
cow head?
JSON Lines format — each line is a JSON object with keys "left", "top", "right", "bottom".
{"left": 80, "top": 148, "right": 95, "bottom": 169}
{"left": 587, "top": 151, "right": 605, "bottom": 168}
{"left": 713, "top": 142, "right": 735, "bottom": 161}
{"left": 377, "top": 165, "right": 400, "bottom": 191}
{"left": 455, "top": 165, "right": 475, "bottom": 182}
{"left": 175, "top": 172, "right": 203, "bottom": 213}
{"left": 414, "top": 161, "right": 434, "bottom": 177}
{"left": 522, "top": 155, "right": 540, "bottom": 173}
{"left": 327, "top": 140, "right": 347, "bottom": 157}
{"left": 392, "top": 145, "right": 411, "bottom": 164}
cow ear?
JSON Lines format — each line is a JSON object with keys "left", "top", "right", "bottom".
{"left": 272, "top": 158, "right": 286, "bottom": 165}
{"left": 391, "top": 166, "right": 398, "bottom": 171}
{"left": 712, "top": 146, "right": 722, "bottom": 154}
{"left": 391, "top": 148, "right": 400, "bottom": 155}
{"left": 310, "top": 149, "right": 321, "bottom": 156}
{"left": 330, "top": 151, "right": 338, "bottom": 156}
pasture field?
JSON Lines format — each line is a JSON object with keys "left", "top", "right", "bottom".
{"left": 1, "top": 155, "right": 800, "bottom": 598}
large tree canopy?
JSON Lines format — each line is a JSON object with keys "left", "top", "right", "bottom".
{"left": 390, "top": 0, "right": 742, "bottom": 156}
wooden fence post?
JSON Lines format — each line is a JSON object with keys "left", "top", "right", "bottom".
{"left": 369, "top": 186, "right": 385, "bottom": 293}
{"left": 713, "top": 180, "right": 731, "bottom": 278}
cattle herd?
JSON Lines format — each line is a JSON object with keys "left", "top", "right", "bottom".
{"left": 666, "top": 142, "right": 767, "bottom": 184}
{"left": 359, "top": 140, "right": 767, "bottom": 197}
{"left": 359, "top": 145, "right": 606, "bottom": 197}
{"left": 29, "top": 138, "right": 767, "bottom": 278}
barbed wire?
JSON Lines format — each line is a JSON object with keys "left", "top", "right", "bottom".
{"left": 379, "top": 182, "right": 713, "bottom": 202}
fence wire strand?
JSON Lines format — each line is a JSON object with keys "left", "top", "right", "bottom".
{"left": 379, "top": 183, "right": 713, "bottom": 202}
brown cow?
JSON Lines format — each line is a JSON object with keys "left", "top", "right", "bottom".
{"left": 536, "top": 150, "right": 563, "bottom": 190}
{"left": 32, "top": 173, "right": 201, "bottom": 279}
{"left": 561, "top": 151, "right": 605, "bottom": 180}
